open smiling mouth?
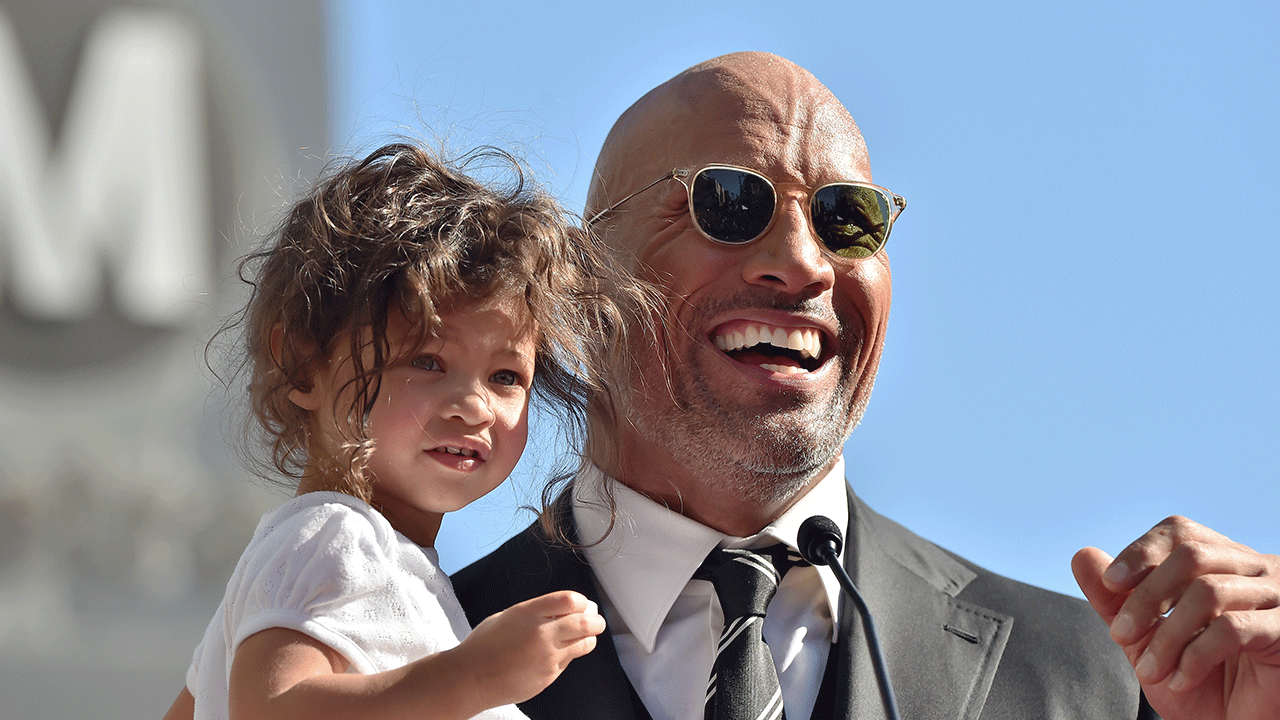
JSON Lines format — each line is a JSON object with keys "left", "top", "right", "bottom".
{"left": 428, "top": 445, "right": 485, "bottom": 466}
{"left": 713, "top": 323, "right": 824, "bottom": 375}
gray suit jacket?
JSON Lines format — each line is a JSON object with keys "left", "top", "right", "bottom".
{"left": 452, "top": 487, "right": 1158, "bottom": 719}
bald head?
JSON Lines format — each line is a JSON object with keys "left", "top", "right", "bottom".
{"left": 586, "top": 52, "right": 872, "bottom": 225}
{"left": 582, "top": 52, "right": 895, "bottom": 535}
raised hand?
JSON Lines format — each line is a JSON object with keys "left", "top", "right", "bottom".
{"left": 1073, "top": 516, "right": 1280, "bottom": 720}
{"left": 451, "top": 590, "right": 606, "bottom": 709}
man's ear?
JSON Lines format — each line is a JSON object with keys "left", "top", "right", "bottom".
{"left": 273, "top": 324, "right": 322, "bottom": 411}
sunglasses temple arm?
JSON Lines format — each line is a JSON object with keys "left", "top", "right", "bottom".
{"left": 586, "top": 169, "right": 682, "bottom": 225}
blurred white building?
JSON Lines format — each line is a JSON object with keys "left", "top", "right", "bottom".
{"left": 0, "top": 1, "right": 327, "bottom": 717}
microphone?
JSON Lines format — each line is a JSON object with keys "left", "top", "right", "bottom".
{"left": 798, "top": 516, "right": 902, "bottom": 720}
{"left": 797, "top": 514, "right": 844, "bottom": 567}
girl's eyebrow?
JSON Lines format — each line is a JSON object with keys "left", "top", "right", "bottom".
{"left": 495, "top": 346, "right": 536, "bottom": 365}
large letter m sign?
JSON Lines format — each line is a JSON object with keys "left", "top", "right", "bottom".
{"left": 0, "top": 7, "right": 211, "bottom": 325}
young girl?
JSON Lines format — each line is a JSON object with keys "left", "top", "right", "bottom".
{"left": 164, "top": 142, "right": 643, "bottom": 720}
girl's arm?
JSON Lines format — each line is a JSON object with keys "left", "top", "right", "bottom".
{"left": 161, "top": 687, "right": 194, "bottom": 720}
{"left": 229, "top": 590, "right": 603, "bottom": 720}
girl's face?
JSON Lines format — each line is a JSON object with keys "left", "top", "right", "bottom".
{"left": 295, "top": 297, "right": 537, "bottom": 545}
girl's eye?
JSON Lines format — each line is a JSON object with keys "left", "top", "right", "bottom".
{"left": 490, "top": 369, "right": 521, "bottom": 387}
{"left": 411, "top": 356, "right": 442, "bottom": 372}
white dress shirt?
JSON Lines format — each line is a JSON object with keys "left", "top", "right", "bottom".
{"left": 573, "top": 459, "right": 849, "bottom": 720}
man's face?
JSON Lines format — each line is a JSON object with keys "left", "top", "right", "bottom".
{"left": 604, "top": 94, "right": 892, "bottom": 503}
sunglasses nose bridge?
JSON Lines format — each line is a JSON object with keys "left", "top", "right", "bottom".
{"left": 742, "top": 196, "right": 836, "bottom": 294}
{"left": 774, "top": 191, "right": 831, "bottom": 254}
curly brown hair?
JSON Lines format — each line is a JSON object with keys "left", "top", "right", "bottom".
{"left": 224, "top": 142, "right": 649, "bottom": 506}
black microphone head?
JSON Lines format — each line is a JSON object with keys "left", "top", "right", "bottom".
{"left": 798, "top": 515, "right": 843, "bottom": 566}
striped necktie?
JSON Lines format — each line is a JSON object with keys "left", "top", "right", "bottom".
{"left": 697, "top": 545, "right": 802, "bottom": 720}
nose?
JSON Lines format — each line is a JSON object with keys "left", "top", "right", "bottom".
{"left": 740, "top": 196, "right": 835, "bottom": 296}
{"left": 445, "top": 379, "right": 495, "bottom": 427}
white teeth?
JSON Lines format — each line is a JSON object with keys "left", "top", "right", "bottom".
{"left": 714, "top": 323, "right": 822, "bottom": 360}
{"left": 760, "top": 363, "right": 806, "bottom": 375}
{"left": 442, "top": 446, "right": 476, "bottom": 457}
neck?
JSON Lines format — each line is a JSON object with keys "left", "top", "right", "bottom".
{"left": 295, "top": 473, "right": 442, "bottom": 547}
{"left": 369, "top": 492, "right": 443, "bottom": 547}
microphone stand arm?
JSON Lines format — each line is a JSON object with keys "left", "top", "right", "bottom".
{"left": 815, "top": 546, "right": 903, "bottom": 720}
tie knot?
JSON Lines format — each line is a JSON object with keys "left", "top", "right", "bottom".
{"left": 698, "top": 545, "right": 801, "bottom": 620}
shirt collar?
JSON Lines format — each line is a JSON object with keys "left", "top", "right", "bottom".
{"left": 573, "top": 458, "right": 848, "bottom": 653}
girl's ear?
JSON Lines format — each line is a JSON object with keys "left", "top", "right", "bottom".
{"left": 273, "top": 324, "right": 322, "bottom": 411}
{"left": 288, "top": 383, "right": 322, "bottom": 411}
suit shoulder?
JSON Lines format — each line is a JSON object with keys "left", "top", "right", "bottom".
{"left": 948, "top": 549, "right": 1112, "bottom": 651}
{"left": 854, "top": 496, "right": 1115, "bottom": 654}
{"left": 944, "top": 550, "right": 1147, "bottom": 717}
{"left": 851, "top": 497, "right": 1144, "bottom": 716}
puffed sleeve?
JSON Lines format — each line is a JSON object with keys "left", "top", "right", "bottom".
{"left": 220, "top": 496, "right": 402, "bottom": 673}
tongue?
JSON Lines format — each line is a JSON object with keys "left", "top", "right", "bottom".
{"left": 731, "top": 348, "right": 802, "bottom": 369}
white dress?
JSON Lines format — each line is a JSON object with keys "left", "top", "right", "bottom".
{"left": 185, "top": 491, "right": 526, "bottom": 720}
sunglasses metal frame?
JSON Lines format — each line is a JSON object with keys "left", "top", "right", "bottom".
{"left": 586, "top": 164, "right": 906, "bottom": 258}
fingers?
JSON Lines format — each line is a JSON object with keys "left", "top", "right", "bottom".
{"left": 511, "top": 590, "right": 606, "bottom": 647}
{"left": 1159, "top": 607, "right": 1280, "bottom": 691}
{"left": 1133, "top": 577, "right": 1280, "bottom": 687}
{"left": 1102, "top": 515, "right": 1244, "bottom": 594}
{"left": 562, "top": 631, "right": 599, "bottom": 662}
{"left": 1110, "top": 533, "right": 1270, "bottom": 647}
{"left": 550, "top": 607, "right": 606, "bottom": 649}
{"left": 520, "top": 590, "right": 597, "bottom": 618}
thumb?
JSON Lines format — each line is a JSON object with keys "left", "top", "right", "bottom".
{"left": 1072, "top": 547, "right": 1125, "bottom": 624}
{"left": 519, "top": 590, "right": 592, "bottom": 619}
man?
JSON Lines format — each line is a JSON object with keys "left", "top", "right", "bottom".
{"left": 453, "top": 51, "right": 1279, "bottom": 720}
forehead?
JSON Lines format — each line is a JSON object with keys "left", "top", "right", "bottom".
{"left": 629, "top": 66, "right": 872, "bottom": 189}
{"left": 390, "top": 294, "right": 538, "bottom": 356}
{"left": 447, "top": 297, "right": 537, "bottom": 346}
{"left": 690, "top": 103, "right": 867, "bottom": 186}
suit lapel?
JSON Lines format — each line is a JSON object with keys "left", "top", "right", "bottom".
{"left": 836, "top": 490, "right": 1012, "bottom": 720}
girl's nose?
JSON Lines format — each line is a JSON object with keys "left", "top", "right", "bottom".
{"left": 446, "top": 381, "right": 495, "bottom": 427}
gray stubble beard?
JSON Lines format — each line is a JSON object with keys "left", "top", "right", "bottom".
{"left": 622, "top": 342, "right": 873, "bottom": 509}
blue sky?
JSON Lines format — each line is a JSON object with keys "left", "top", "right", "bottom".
{"left": 326, "top": 1, "right": 1278, "bottom": 596}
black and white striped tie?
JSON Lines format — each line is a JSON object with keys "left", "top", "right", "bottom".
{"left": 698, "top": 545, "right": 801, "bottom": 720}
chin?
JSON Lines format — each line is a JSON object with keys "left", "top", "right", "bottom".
{"left": 736, "top": 414, "right": 845, "bottom": 473}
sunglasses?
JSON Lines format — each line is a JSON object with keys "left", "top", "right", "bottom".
{"left": 587, "top": 164, "right": 906, "bottom": 259}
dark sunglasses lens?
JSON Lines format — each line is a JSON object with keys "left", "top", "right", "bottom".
{"left": 690, "top": 168, "right": 775, "bottom": 244}
{"left": 812, "top": 185, "right": 892, "bottom": 258}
